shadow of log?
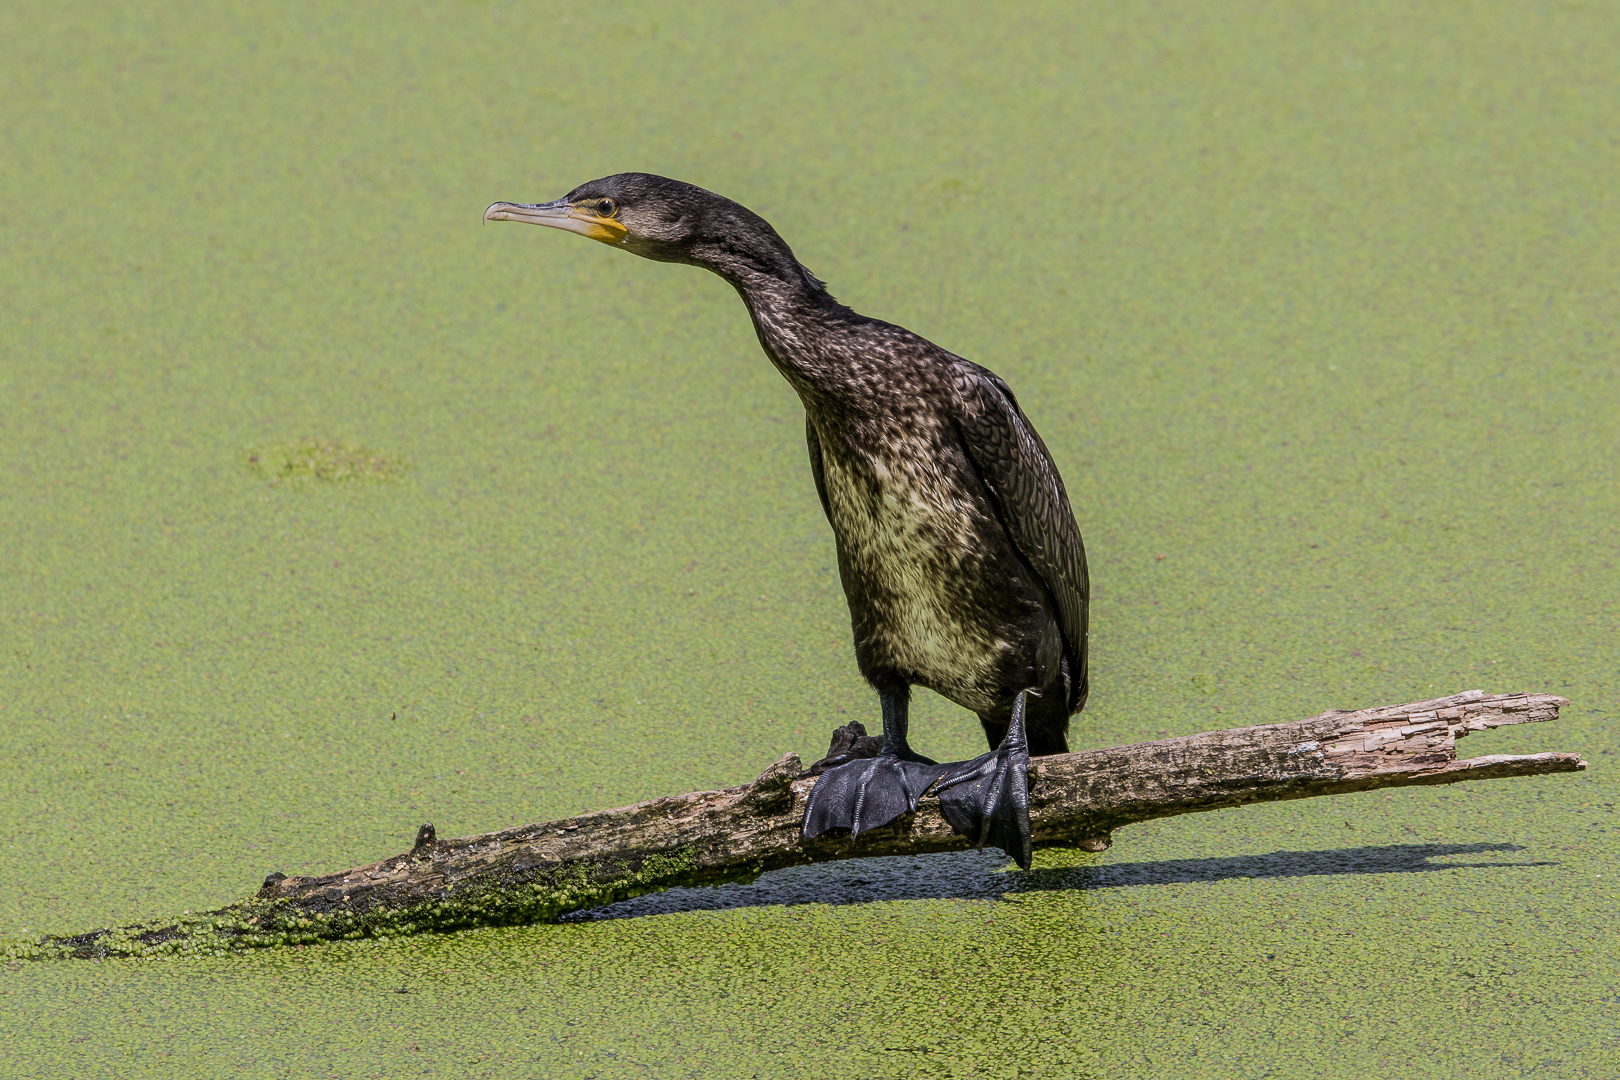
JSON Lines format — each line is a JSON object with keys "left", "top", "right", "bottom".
{"left": 565, "top": 841, "right": 1555, "bottom": 920}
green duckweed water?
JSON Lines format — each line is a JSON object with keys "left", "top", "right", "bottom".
{"left": 2, "top": 1, "right": 1617, "bottom": 1075}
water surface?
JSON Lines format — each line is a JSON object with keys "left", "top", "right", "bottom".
{"left": 2, "top": 2, "right": 1616, "bottom": 1076}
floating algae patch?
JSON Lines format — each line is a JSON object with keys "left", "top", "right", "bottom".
{"left": 243, "top": 438, "right": 411, "bottom": 486}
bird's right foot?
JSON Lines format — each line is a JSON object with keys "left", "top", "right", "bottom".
{"left": 932, "top": 690, "right": 1035, "bottom": 869}
{"left": 801, "top": 753, "right": 945, "bottom": 840}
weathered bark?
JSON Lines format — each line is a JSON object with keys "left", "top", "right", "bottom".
{"left": 20, "top": 690, "right": 1582, "bottom": 960}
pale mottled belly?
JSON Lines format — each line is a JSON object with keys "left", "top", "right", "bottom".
{"left": 819, "top": 440, "right": 1008, "bottom": 711}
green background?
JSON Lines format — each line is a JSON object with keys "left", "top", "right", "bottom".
{"left": 2, "top": 1, "right": 1616, "bottom": 1076}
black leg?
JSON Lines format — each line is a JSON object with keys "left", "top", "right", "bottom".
{"left": 978, "top": 682, "right": 1069, "bottom": 757}
{"left": 802, "top": 686, "right": 945, "bottom": 840}
{"left": 934, "top": 689, "right": 1035, "bottom": 869}
{"left": 878, "top": 688, "right": 937, "bottom": 762}
{"left": 880, "top": 688, "right": 909, "bottom": 754}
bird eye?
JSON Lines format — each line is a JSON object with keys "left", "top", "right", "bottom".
{"left": 597, "top": 199, "right": 618, "bottom": 217}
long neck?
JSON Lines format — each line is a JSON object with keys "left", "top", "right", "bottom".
{"left": 691, "top": 225, "right": 826, "bottom": 304}
{"left": 684, "top": 235, "right": 846, "bottom": 390}
{"left": 730, "top": 270, "right": 852, "bottom": 396}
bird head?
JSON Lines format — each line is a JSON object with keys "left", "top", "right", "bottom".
{"left": 484, "top": 172, "right": 828, "bottom": 296}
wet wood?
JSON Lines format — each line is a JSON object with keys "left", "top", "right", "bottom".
{"left": 256, "top": 689, "right": 1579, "bottom": 917}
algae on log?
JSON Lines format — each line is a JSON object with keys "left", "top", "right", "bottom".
{"left": 18, "top": 690, "right": 1583, "bottom": 960}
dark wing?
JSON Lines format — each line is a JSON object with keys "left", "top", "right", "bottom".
{"left": 805, "top": 414, "right": 833, "bottom": 521}
{"left": 954, "top": 367, "right": 1090, "bottom": 712}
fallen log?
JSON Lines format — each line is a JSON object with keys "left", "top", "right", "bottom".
{"left": 15, "top": 689, "right": 1583, "bottom": 960}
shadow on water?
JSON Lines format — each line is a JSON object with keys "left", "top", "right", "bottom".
{"left": 565, "top": 843, "right": 1554, "bottom": 922}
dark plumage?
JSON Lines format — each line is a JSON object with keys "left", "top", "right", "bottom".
{"left": 486, "top": 173, "right": 1089, "bottom": 867}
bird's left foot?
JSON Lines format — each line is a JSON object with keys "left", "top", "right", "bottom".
{"left": 933, "top": 692, "right": 1034, "bottom": 869}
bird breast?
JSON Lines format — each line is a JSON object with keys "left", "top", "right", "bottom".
{"left": 815, "top": 420, "right": 1012, "bottom": 710}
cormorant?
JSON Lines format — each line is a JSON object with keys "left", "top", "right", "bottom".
{"left": 485, "top": 174, "right": 1088, "bottom": 868}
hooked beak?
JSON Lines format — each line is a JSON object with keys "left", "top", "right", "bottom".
{"left": 483, "top": 199, "right": 628, "bottom": 245}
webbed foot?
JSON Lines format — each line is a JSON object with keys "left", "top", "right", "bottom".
{"left": 802, "top": 754, "right": 945, "bottom": 839}
{"left": 933, "top": 691, "right": 1034, "bottom": 869}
